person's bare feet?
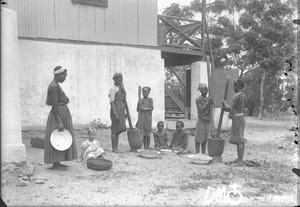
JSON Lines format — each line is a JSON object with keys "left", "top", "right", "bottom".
{"left": 112, "top": 149, "right": 122, "bottom": 153}
{"left": 58, "top": 163, "right": 68, "bottom": 168}
{"left": 48, "top": 163, "right": 67, "bottom": 171}
{"left": 232, "top": 161, "right": 244, "bottom": 166}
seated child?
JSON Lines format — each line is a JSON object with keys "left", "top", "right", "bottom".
{"left": 79, "top": 128, "right": 106, "bottom": 161}
{"left": 170, "top": 121, "right": 189, "bottom": 153}
{"left": 154, "top": 121, "right": 169, "bottom": 150}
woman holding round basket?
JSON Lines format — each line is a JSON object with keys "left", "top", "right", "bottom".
{"left": 44, "top": 66, "right": 78, "bottom": 171}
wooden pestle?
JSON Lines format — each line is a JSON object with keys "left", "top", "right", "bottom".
{"left": 123, "top": 82, "right": 133, "bottom": 130}
{"left": 216, "top": 76, "right": 229, "bottom": 138}
{"left": 138, "top": 86, "right": 141, "bottom": 129}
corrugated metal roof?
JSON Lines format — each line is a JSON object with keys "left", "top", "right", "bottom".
{"left": 4, "top": 0, "right": 157, "bottom": 46}
{"left": 138, "top": 0, "right": 157, "bottom": 46}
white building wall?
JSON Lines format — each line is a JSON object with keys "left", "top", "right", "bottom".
{"left": 18, "top": 39, "right": 165, "bottom": 127}
{"left": 1, "top": 8, "right": 26, "bottom": 163}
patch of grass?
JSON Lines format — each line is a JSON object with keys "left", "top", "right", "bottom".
{"left": 179, "top": 181, "right": 209, "bottom": 191}
{"left": 156, "top": 185, "right": 176, "bottom": 190}
{"left": 190, "top": 170, "right": 233, "bottom": 186}
{"left": 189, "top": 160, "right": 293, "bottom": 197}
{"left": 149, "top": 185, "right": 177, "bottom": 195}
{"left": 243, "top": 191, "right": 263, "bottom": 198}
{"left": 149, "top": 188, "right": 163, "bottom": 195}
{"left": 240, "top": 161, "right": 293, "bottom": 184}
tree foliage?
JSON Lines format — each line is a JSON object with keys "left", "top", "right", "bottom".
{"left": 162, "top": 0, "right": 297, "bottom": 117}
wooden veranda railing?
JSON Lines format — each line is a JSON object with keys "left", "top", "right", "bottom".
{"left": 158, "top": 15, "right": 203, "bottom": 55}
{"left": 158, "top": 15, "right": 203, "bottom": 119}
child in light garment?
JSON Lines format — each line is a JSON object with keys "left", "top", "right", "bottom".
{"left": 154, "top": 121, "right": 169, "bottom": 150}
{"left": 80, "top": 128, "right": 106, "bottom": 161}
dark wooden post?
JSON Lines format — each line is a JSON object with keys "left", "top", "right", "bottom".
{"left": 201, "top": 0, "right": 206, "bottom": 61}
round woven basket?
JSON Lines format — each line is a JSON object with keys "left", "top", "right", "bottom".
{"left": 30, "top": 138, "right": 45, "bottom": 148}
{"left": 86, "top": 158, "right": 113, "bottom": 171}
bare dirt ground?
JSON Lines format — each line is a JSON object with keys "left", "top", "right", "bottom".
{"left": 1, "top": 116, "right": 299, "bottom": 206}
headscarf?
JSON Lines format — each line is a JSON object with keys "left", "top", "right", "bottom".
{"left": 112, "top": 73, "right": 123, "bottom": 81}
{"left": 142, "top": 86, "right": 151, "bottom": 92}
{"left": 53, "top": 66, "right": 67, "bottom": 75}
{"left": 197, "top": 83, "right": 207, "bottom": 91}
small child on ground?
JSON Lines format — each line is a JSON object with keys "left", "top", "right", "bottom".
{"left": 136, "top": 86, "right": 153, "bottom": 149}
{"left": 170, "top": 121, "right": 189, "bottom": 154}
{"left": 79, "top": 128, "right": 106, "bottom": 161}
{"left": 154, "top": 121, "right": 169, "bottom": 150}
{"left": 195, "top": 83, "right": 214, "bottom": 154}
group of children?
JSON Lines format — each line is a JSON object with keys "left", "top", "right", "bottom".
{"left": 138, "top": 84, "right": 212, "bottom": 155}
{"left": 81, "top": 78, "right": 247, "bottom": 166}
{"left": 132, "top": 79, "right": 247, "bottom": 165}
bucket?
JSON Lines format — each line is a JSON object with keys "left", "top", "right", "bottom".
{"left": 127, "top": 129, "right": 143, "bottom": 152}
{"left": 208, "top": 137, "right": 225, "bottom": 157}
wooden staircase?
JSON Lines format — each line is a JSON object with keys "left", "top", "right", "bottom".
{"left": 165, "top": 84, "right": 186, "bottom": 119}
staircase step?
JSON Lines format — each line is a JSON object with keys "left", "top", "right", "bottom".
{"left": 165, "top": 112, "right": 184, "bottom": 115}
{"left": 166, "top": 106, "right": 183, "bottom": 110}
{"left": 165, "top": 115, "right": 185, "bottom": 119}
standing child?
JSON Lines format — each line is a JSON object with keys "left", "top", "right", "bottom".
{"left": 195, "top": 83, "right": 214, "bottom": 154}
{"left": 222, "top": 78, "right": 247, "bottom": 166}
{"left": 79, "top": 128, "right": 106, "bottom": 162}
{"left": 154, "top": 121, "right": 169, "bottom": 150}
{"left": 170, "top": 121, "right": 189, "bottom": 153}
{"left": 136, "top": 86, "right": 153, "bottom": 149}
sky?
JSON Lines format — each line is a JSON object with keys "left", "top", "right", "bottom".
{"left": 157, "top": 0, "right": 193, "bottom": 14}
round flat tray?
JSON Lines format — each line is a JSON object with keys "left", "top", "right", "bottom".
{"left": 160, "top": 149, "right": 179, "bottom": 155}
{"left": 138, "top": 150, "right": 160, "bottom": 159}
{"left": 50, "top": 129, "right": 72, "bottom": 151}
{"left": 188, "top": 154, "right": 212, "bottom": 165}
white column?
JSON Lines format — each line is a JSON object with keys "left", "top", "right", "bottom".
{"left": 1, "top": 8, "right": 26, "bottom": 163}
{"left": 191, "top": 61, "right": 208, "bottom": 119}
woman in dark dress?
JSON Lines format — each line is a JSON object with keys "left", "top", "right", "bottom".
{"left": 44, "top": 66, "right": 78, "bottom": 171}
{"left": 109, "top": 73, "right": 126, "bottom": 153}
{"left": 222, "top": 78, "right": 247, "bottom": 166}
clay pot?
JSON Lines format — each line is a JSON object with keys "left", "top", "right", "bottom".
{"left": 86, "top": 158, "right": 113, "bottom": 171}
{"left": 207, "top": 137, "right": 225, "bottom": 157}
{"left": 127, "top": 129, "right": 143, "bottom": 152}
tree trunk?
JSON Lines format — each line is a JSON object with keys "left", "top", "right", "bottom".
{"left": 258, "top": 70, "right": 266, "bottom": 119}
